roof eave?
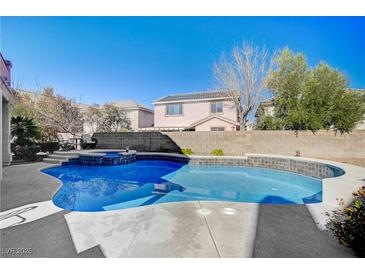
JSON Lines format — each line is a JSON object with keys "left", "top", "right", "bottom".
{"left": 153, "top": 96, "right": 232, "bottom": 105}
{"left": 189, "top": 114, "right": 239, "bottom": 128}
{"left": 1, "top": 79, "right": 14, "bottom": 103}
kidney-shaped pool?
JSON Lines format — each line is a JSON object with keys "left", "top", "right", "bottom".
{"left": 42, "top": 160, "right": 322, "bottom": 212}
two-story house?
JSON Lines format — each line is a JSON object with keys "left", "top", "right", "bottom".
{"left": 152, "top": 91, "right": 239, "bottom": 131}
{"left": 79, "top": 100, "right": 154, "bottom": 134}
{"left": 110, "top": 100, "right": 154, "bottom": 130}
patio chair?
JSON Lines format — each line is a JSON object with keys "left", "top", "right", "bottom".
{"left": 57, "top": 132, "right": 75, "bottom": 151}
{"left": 81, "top": 134, "right": 97, "bottom": 149}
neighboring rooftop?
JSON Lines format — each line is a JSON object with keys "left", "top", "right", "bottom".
{"left": 258, "top": 97, "right": 275, "bottom": 107}
{"left": 109, "top": 100, "right": 151, "bottom": 111}
{"left": 154, "top": 90, "right": 231, "bottom": 103}
{"left": 0, "top": 52, "right": 12, "bottom": 68}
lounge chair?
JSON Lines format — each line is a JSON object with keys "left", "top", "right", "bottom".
{"left": 81, "top": 134, "right": 97, "bottom": 149}
{"left": 57, "top": 133, "right": 75, "bottom": 151}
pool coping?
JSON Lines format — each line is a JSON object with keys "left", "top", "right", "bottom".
{"left": 79, "top": 150, "right": 137, "bottom": 157}
{"left": 39, "top": 151, "right": 365, "bottom": 230}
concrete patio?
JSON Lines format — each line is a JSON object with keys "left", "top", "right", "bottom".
{"left": 0, "top": 162, "right": 355, "bottom": 258}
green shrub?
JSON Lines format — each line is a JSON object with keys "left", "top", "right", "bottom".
{"left": 39, "top": 142, "right": 59, "bottom": 153}
{"left": 11, "top": 116, "right": 43, "bottom": 161}
{"left": 11, "top": 116, "right": 41, "bottom": 146}
{"left": 12, "top": 145, "right": 41, "bottom": 162}
{"left": 182, "top": 148, "right": 193, "bottom": 155}
{"left": 118, "top": 128, "right": 130, "bottom": 132}
{"left": 210, "top": 149, "right": 224, "bottom": 156}
{"left": 326, "top": 187, "right": 365, "bottom": 257}
{"left": 256, "top": 115, "right": 283, "bottom": 130}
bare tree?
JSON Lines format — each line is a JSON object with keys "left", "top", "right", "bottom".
{"left": 97, "top": 104, "right": 131, "bottom": 132}
{"left": 35, "top": 88, "right": 84, "bottom": 135}
{"left": 18, "top": 87, "right": 84, "bottom": 139}
{"left": 83, "top": 105, "right": 103, "bottom": 134}
{"left": 213, "top": 42, "right": 275, "bottom": 130}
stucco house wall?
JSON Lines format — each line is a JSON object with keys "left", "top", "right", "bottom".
{"left": 154, "top": 99, "right": 237, "bottom": 128}
{"left": 138, "top": 109, "right": 154, "bottom": 128}
{"left": 110, "top": 101, "right": 154, "bottom": 131}
{"left": 1, "top": 54, "right": 13, "bottom": 180}
{"left": 0, "top": 55, "right": 11, "bottom": 87}
{"left": 194, "top": 117, "right": 238, "bottom": 131}
{"left": 121, "top": 108, "right": 154, "bottom": 130}
{"left": 125, "top": 109, "right": 139, "bottom": 130}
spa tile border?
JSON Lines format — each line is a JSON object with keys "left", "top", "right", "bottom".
{"left": 64, "top": 151, "right": 137, "bottom": 166}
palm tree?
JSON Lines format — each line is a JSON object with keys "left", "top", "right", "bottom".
{"left": 11, "top": 116, "right": 41, "bottom": 146}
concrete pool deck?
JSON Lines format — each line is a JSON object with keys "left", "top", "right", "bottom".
{"left": 0, "top": 161, "right": 357, "bottom": 258}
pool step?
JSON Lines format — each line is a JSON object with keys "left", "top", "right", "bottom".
{"left": 53, "top": 151, "right": 80, "bottom": 157}
{"left": 151, "top": 190, "right": 208, "bottom": 201}
{"left": 43, "top": 150, "right": 82, "bottom": 164}
{"left": 48, "top": 154, "right": 71, "bottom": 160}
{"left": 48, "top": 154, "right": 79, "bottom": 160}
{"left": 102, "top": 195, "right": 156, "bottom": 211}
{"left": 43, "top": 158, "right": 65, "bottom": 164}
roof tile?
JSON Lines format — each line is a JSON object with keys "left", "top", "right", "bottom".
{"left": 155, "top": 90, "right": 230, "bottom": 102}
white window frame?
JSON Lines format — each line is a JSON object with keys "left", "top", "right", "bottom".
{"left": 210, "top": 101, "right": 223, "bottom": 114}
{"left": 166, "top": 103, "right": 183, "bottom": 116}
{"left": 210, "top": 127, "right": 225, "bottom": 131}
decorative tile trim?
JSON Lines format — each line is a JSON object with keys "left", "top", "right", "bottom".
{"left": 136, "top": 152, "right": 344, "bottom": 179}
{"left": 62, "top": 151, "right": 344, "bottom": 179}
{"left": 137, "top": 153, "right": 189, "bottom": 164}
{"left": 245, "top": 156, "right": 341, "bottom": 179}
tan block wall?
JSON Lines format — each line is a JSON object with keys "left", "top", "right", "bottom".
{"left": 164, "top": 130, "right": 365, "bottom": 159}
{"left": 92, "top": 130, "right": 365, "bottom": 166}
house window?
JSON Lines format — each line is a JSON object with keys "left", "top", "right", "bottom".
{"left": 125, "top": 111, "right": 135, "bottom": 121}
{"left": 211, "top": 127, "right": 225, "bottom": 131}
{"left": 211, "top": 101, "right": 223, "bottom": 113}
{"left": 166, "top": 104, "right": 183, "bottom": 115}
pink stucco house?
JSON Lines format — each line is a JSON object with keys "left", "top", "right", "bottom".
{"left": 151, "top": 91, "right": 239, "bottom": 131}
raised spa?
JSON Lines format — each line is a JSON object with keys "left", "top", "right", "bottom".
{"left": 76, "top": 151, "right": 137, "bottom": 166}
{"left": 43, "top": 158, "right": 325, "bottom": 212}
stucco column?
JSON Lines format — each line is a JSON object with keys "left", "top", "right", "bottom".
{"left": 2, "top": 97, "right": 12, "bottom": 166}
{"left": 0, "top": 92, "right": 3, "bottom": 181}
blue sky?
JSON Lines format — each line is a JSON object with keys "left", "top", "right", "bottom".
{"left": 1, "top": 16, "right": 364, "bottom": 108}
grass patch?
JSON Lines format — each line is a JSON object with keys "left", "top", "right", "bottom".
{"left": 210, "top": 149, "right": 224, "bottom": 156}
{"left": 182, "top": 148, "right": 193, "bottom": 155}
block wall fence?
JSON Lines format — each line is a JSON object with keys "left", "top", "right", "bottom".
{"left": 92, "top": 130, "right": 365, "bottom": 160}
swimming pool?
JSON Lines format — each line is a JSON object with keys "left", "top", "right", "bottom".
{"left": 43, "top": 160, "right": 322, "bottom": 212}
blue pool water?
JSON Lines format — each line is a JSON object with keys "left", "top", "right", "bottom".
{"left": 43, "top": 160, "right": 322, "bottom": 212}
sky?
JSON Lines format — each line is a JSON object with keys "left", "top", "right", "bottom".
{"left": 1, "top": 16, "right": 364, "bottom": 108}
